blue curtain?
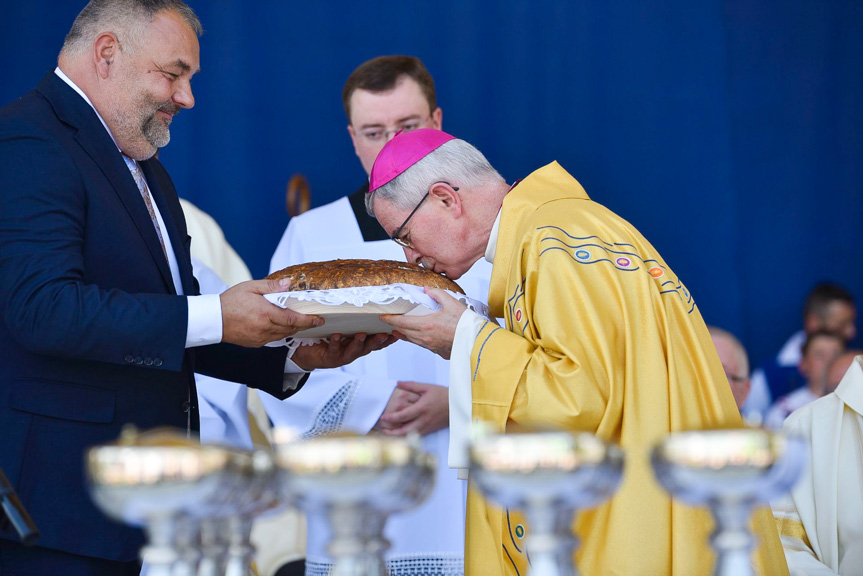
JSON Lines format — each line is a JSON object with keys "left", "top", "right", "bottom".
{"left": 1, "top": 0, "right": 860, "bottom": 367}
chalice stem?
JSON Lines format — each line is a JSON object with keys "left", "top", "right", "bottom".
{"left": 525, "top": 502, "right": 577, "bottom": 576}
{"left": 224, "top": 515, "right": 255, "bottom": 576}
{"left": 710, "top": 502, "right": 755, "bottom": 576}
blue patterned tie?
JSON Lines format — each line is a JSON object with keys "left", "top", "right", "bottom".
{"left": 122, "top": 155, "right": 168, "bottom": 262}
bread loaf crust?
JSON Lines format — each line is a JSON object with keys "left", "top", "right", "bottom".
{"left": 267, "top": 259, "right": 465, "bottom": 294}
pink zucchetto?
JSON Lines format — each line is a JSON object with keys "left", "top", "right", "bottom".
{"left": 368, "top": 129, "right": 456, "bottom": 193}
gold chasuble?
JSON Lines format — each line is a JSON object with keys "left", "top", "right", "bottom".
{"left": 465, "top": 162, "right": 787, "bottom": 575}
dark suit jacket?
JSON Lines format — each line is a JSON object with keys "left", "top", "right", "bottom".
{"left": 0, "top": 72, "right": 298, "bottom": 561}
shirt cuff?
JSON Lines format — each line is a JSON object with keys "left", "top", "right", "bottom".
{"left": 448, "top": 308, "right": 486, "bottom": 476}
{"left": 283, "top": 339, "right": 310, "bottom": 391}
{"left": 186, "top": 294, "right": 223, "bottom": 348}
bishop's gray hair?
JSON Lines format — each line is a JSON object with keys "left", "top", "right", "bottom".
{"left": 60, "top": 0, "right": 202, "bottom": 58}
{"left": 366, "top": 138, "right": 505, "bottom": 217}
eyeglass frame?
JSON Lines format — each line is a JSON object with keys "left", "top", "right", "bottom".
{"left": 390, "top": 182, "right": 459, "bottom": 249}
{"left": 355, "top": 115, "right": 433, "bottom": 143}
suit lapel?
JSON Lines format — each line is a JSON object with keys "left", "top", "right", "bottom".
{"left": 37, "top": 73, "right": 176, "bottom": 292}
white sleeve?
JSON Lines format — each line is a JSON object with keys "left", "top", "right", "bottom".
{"left": 771, "top": 413, "right": 838, "bottom": 576}
{"left": 448, "top": 309, "right": 486, "bottom": 475}
{"left": 258, "top": 365, "right": 397, "bottom": 436}
{"left": 186, "top": 255, "right": 229, "bottom": 348}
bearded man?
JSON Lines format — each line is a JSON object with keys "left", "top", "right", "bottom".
{"left": 0, "top": 2, "right": 390, "bottom": 573}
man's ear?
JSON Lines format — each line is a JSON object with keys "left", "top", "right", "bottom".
{"left": 431, "top": 107, "right": 443, "bottom": 130}
{"left": 347, "top": 124, "right": 360, "bottom": 155}
{"left": 94, "top": 33, "right": 119, "bottom": 79}
{"left": 430, "top": 181, "right": 463, "bottom": 216}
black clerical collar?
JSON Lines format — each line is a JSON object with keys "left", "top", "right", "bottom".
{"left": 348, "top": 183, "right": 390, "bottom": 242}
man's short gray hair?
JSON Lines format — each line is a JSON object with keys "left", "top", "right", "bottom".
{"left": 61, "top": 0, "right": 202, "bottom": 58}
{"left": 366, "top": 138, "right": 505, "bottom": 217}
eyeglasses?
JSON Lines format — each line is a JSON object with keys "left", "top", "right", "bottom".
{"left": 391, "top": 182, "right": 459, "bottom": 249}
{"left": 356, "top": 115, "right": 431, "bottom": 143}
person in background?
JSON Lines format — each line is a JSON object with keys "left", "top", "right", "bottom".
{"left": 265, "top": 56, "right": 490, "bottom": 576}
{"left": 366, "top": 128, "right": 787, "bottom": 575}
{"left": 708, "top": 326, "right": 752, "bottom": 410}
{"left": 180, "top": 198, "right": 252, "bottom": 287}
{"left": 0, "top": 2, "right": 388, "bottom": 573}
{"left": 744, "top": 282, "right": 857, "bottom": 421}
{"left": 772, "top": 350, "right": 863, "bottom": 575}
{"left": 764, "top": 330, "right": 845, "bottom": 430}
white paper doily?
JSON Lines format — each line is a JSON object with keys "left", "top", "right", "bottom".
{"left": 264, "top": 283, "right": 490, "bottom": 340}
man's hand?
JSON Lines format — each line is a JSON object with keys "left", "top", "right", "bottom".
{"left": 377, "top": 381, "right": 449, "bottom": 436}
{"left": 292, "top": 332, "right": 396, "bottom": 371}
{"left": 373, "top": 386, "right": 421, "bottom": 433}
{"left": 380, "top": 287, "right": 466, "bottom": 359}
{"left": 220, "top": 278, "right": 325, "bottom": 347}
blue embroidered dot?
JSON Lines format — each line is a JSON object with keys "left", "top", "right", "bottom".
{"left": 515, "top": 524, "right": 525, "bottom": 538}
{"left": 575, "top": 249, "right": 590, "bottom": 260}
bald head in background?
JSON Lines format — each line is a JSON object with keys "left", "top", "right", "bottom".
{"left": 709, "top": 326, "right": 751, "bottom": 409}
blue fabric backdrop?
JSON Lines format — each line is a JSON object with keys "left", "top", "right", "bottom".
{"left": 1, "top": 0, "right": 860, "bottom": 368}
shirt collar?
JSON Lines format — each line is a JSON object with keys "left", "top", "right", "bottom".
{"left": 54, "top": 67, "right": 121, "bottom": 152}
{"left": 485, "top": 209, "right": 501, "bottom": 264}
{"left": 835, "top": 355, "right": 863, "bottom": 416}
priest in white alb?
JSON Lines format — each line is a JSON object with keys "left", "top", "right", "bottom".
{"left": 772, "top": 351, "right": 863, "bottom": 575}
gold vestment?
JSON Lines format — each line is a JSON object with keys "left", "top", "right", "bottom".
{"left": 465, "top": 162, "right": 787, "bottom": 575}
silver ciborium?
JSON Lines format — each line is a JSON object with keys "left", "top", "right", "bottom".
{"left": 86, "top": 426, "right": 277, "bottom": 576}
{"left": 469, "top": 428, "right": 625, "bottom": 576}
{"left": 273, "top": 430, "right": 435, "bottom": 576}
{"left": 651, "top": 428, "right": 808, "bottom": 576}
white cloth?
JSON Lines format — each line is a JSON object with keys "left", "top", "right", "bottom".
{"left": 764, "top": 386, "right": 819, "bottom": 430}
{"left": 744, "top": 330, "right": 807, "bottom": 420}
{"left": 448, "top": 209, "right": 501, "bottom": 476}
{"left": 771, "top": 355, "right": 863, "bottom": 575}
{"left": 266, "top": 195, "right": 493, "bottom": 575}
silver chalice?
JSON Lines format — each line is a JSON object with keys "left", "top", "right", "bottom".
{"left": 273, "top": 430, "right": 435, "bottom": 576}
{"left": 651, "top": 428, "right": 807, "bottom": 576}
{"left": 86, "top": 426, "right": 279, "bottom": 576}
{"left": 469, "top": 428, "right": 625, "bottom": 576}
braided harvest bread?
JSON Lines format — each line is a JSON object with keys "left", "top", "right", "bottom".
{"left": 266, "top": 259, "right": 464, "bottom": 294}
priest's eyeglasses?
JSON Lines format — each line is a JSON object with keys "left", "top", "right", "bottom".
{"left": 357, "top": 115, "right": 431, "bottom": 143}
{"left": 391, "top": 182, "right": 459, "bottom": 249}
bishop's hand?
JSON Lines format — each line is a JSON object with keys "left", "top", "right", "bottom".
{"left": 380, "top": 286, "right": 466, "bottom": 360}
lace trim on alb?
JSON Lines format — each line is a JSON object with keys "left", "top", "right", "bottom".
{"left": 297, "top": 381, "right": 359, "bottom": 440}
{"left": 305, "top": 553, "right": 464, "bottom": 576}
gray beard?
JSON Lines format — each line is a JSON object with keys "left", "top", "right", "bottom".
{"left": 142, "top": 113, "right": 171, "bottom": 149}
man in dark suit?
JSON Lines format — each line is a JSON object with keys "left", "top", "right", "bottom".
{"left": 0, "top": 1, "right": 391, "bottom": 573}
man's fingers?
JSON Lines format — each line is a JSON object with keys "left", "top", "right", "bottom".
{"left": 424, "top": 286, "right": 456, "bottom": 306}
{"left": 381, "top": 402, "right": 423, "bottom": 424}
{"left": 270, "top": 307, "right": 323, "bottom": 330}
{"left": 265, "top": 277, "right": 292, "bottom": 294}
{"left": 239, "top": 277, "right": 292, "bottom": 296}
{"left": 379, "top": 313, "right": 414, "bottom": 329}
{"left": 383, "top": 421, "right": 420, "bottom": 436}
{"left": 396, "top": 380, "right": 427, "bottom": 394}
